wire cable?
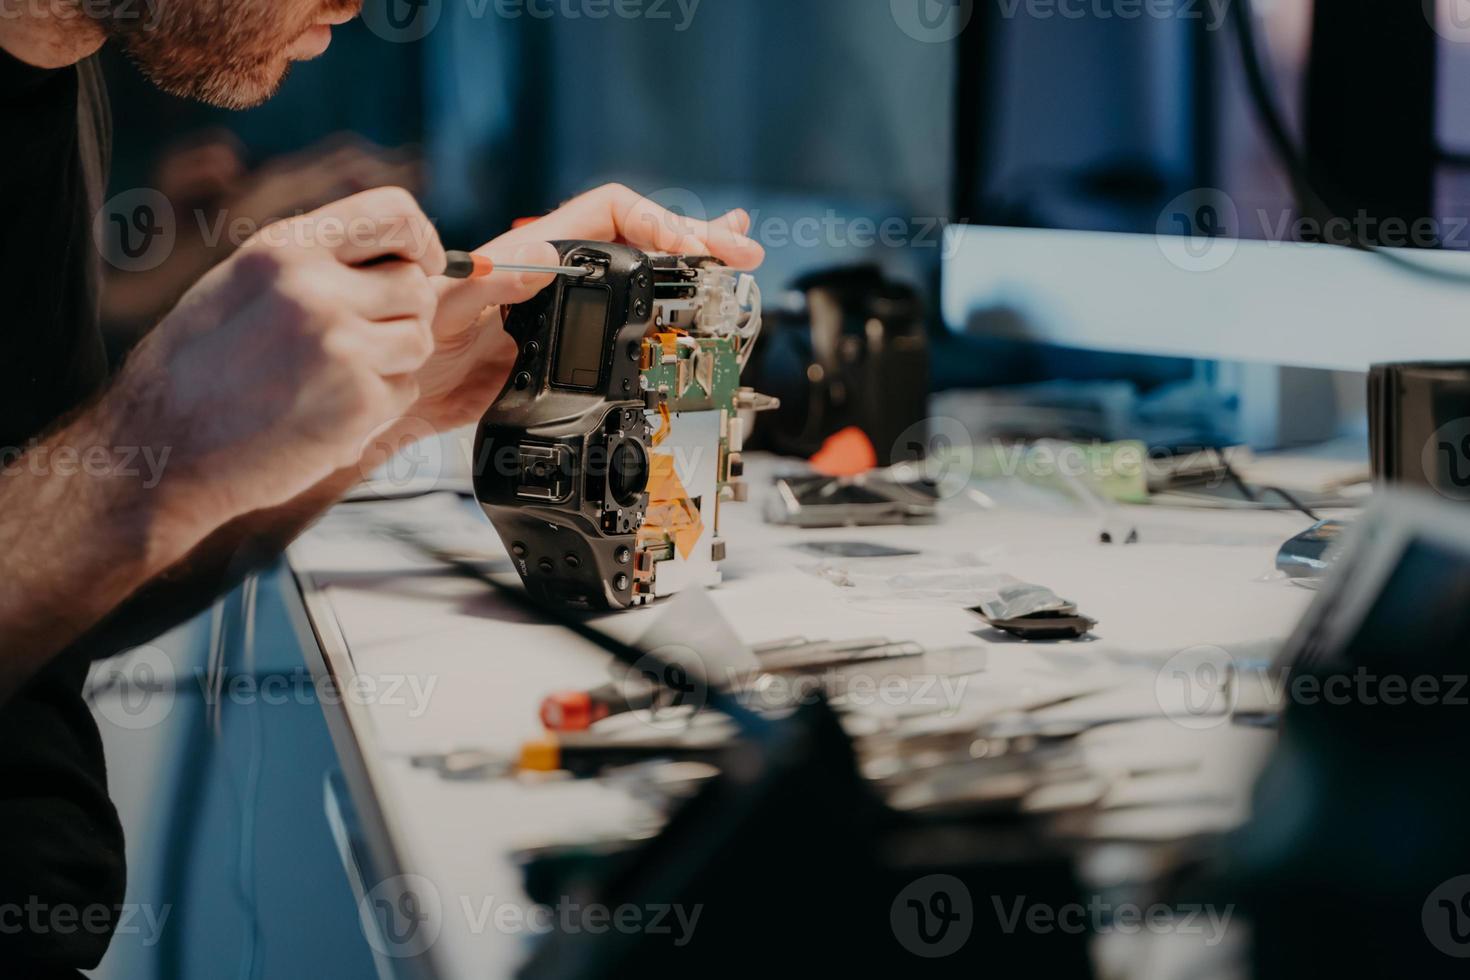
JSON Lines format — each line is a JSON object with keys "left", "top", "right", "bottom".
{"left": 1228, "top": 0, "right": 1470, "bottom": 287}
{"left": 232, "top": 575, "right": 265, "bottom": 980}
{"left": 1210, "top": 447, "right": 1322, "bottom": 522}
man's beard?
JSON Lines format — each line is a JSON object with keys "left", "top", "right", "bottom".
{"left": 93, "top": 0, "right": 360, "bottom": 110}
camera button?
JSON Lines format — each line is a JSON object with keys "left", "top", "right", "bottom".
{"left": 615, "top": 547, "right": 632, "bottom": 565}
{"left": 538, "top": 558, "right": 555, "bottom": 575}
{"left": 512, "top": 542, "right": 528, "bottom": 559}
{"left": 564, "top": 554, "right": 582, "bottom": 570}
{"left": 514, "top": 372, "right": 533, "bottom": 391}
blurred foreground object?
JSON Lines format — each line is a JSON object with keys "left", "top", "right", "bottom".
{"left": 101, "top": 132, "right": 420, "bottom": 358}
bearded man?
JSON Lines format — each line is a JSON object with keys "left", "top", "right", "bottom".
{"left": 0, "top": 2, "right": 763, "bottom": 972}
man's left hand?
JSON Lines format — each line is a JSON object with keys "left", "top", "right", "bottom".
{"left": 398, "top": 183, "right": 764, "bottom": 436}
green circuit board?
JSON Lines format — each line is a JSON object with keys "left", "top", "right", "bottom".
{"left": 640, "top": 335, "right": 742, "bottom": 415}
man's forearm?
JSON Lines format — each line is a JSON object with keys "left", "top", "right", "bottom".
{"left": 67, "top": 466, "right": 363, "bottom": 664}
{"left": 0, "top": 399, "right": 212, "bottom": 703}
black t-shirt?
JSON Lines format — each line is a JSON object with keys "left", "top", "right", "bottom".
{"left": 0, "top": 47, "right": 127, "bottom": 971}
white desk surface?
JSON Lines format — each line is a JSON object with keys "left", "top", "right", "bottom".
{"left": 287, "top": 460, "right": 1327, "bottom": 978}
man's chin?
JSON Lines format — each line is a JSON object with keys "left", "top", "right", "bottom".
{"left": 145, "top": 61, "right": 292, "bottom": 111}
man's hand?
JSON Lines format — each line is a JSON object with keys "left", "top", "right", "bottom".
{"left": 110, "top": 185, "right": 445, "bottom": 535}
{"left": 395, "top": 183, "right": 765, "bottom": 436}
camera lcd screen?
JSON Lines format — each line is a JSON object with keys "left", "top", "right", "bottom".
{"left": 553, "top": 286, "right": 612, "bottom": 389}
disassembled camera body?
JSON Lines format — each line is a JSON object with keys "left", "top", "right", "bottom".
{"left": 474, "top": 241, "right": 775, "bottom": 610}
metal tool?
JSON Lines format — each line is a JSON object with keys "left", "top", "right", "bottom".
{"left": 441, "top": 249, "right": 595, "bottom": 280}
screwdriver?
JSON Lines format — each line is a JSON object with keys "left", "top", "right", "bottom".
{"left": 442, "top": 249, "right": 594, "bottom": 280}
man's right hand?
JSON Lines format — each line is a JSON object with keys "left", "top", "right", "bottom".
{"left": 106, "top": 186, "right": 445, "bottom": 531}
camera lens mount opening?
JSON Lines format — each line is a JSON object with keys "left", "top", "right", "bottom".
{"left": 608, "top": 438, "right": 650, "bottom": 508}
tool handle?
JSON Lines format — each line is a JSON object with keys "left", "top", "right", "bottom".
{"left": 443, "top": 250, "right": 495, "bottom": 280}
{"left": 540, "top": 682, "right": 661, "bottom": 732}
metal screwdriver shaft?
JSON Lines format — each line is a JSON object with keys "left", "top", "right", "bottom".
{"left": 442, "top": 249, "right": 593, "bottom": 281}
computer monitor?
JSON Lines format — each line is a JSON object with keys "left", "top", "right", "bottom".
{"left": 941, "top": 1, "right": 1462, "bottom": 445}
{"left": 939, "top": 226, "right": 1470, "bottom": 372}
